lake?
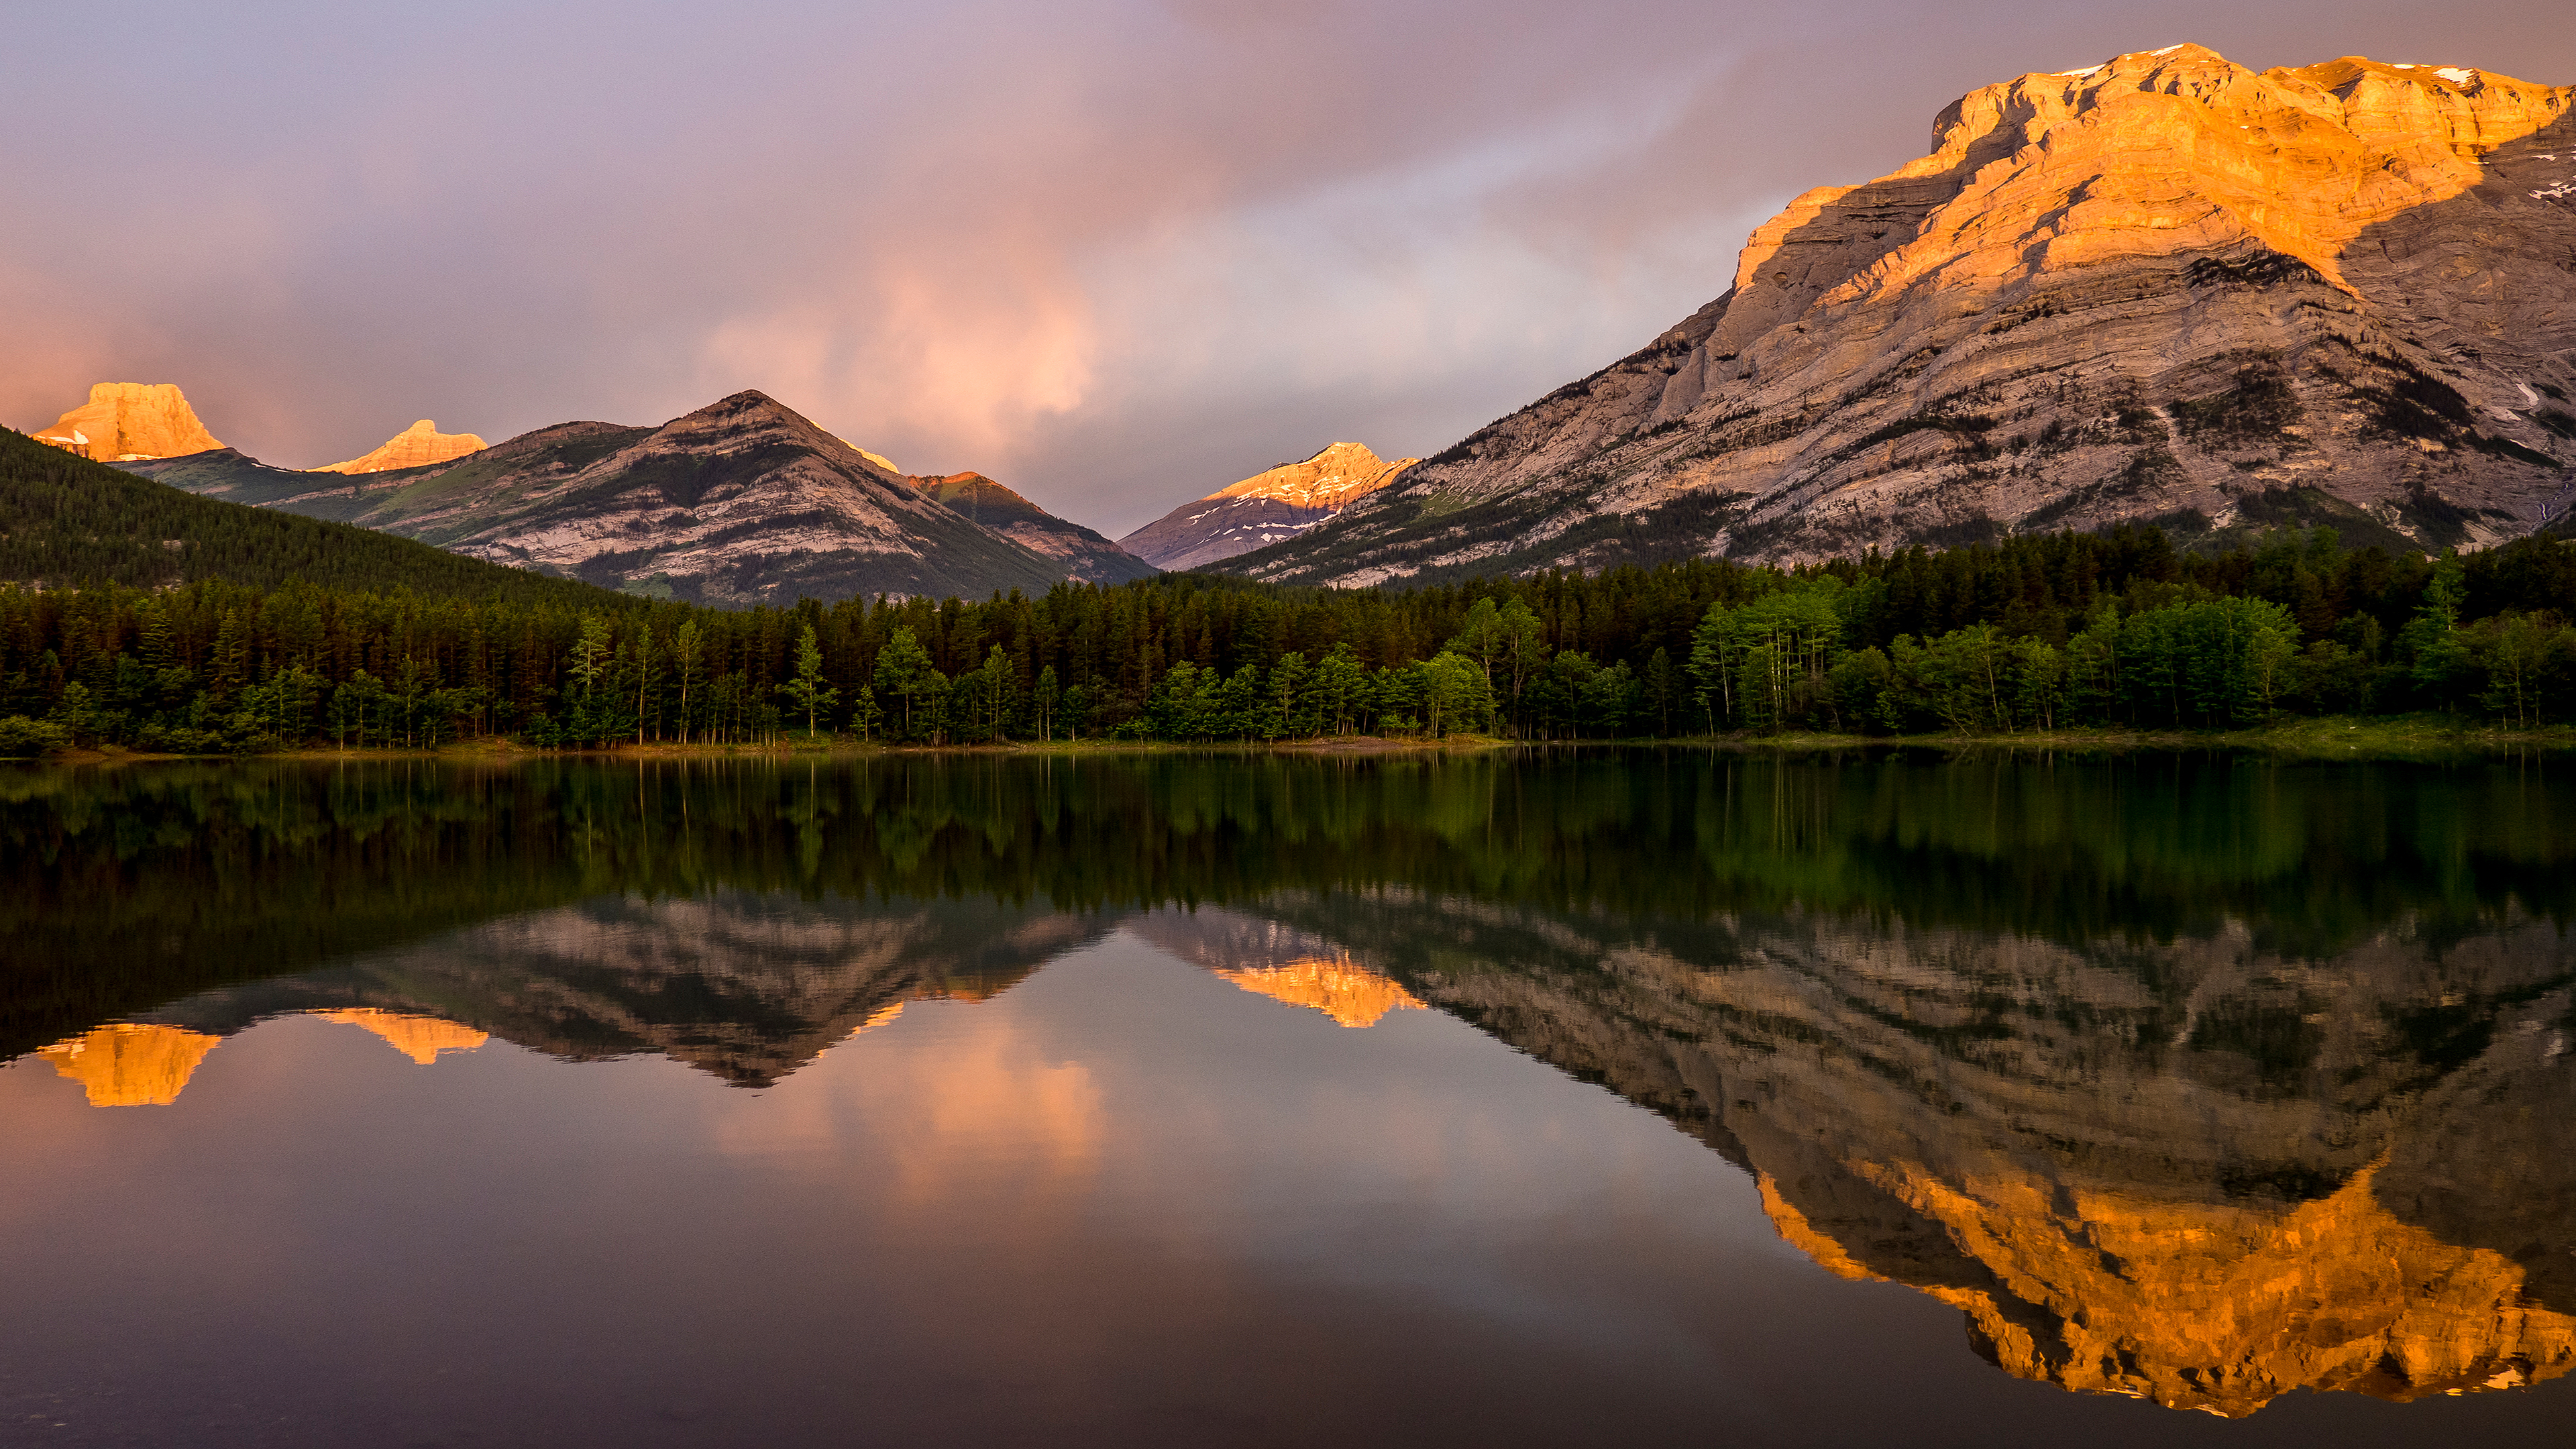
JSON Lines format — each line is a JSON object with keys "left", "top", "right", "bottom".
{"left": 3, "top": 750, "right": 2572, "bottom": 1446}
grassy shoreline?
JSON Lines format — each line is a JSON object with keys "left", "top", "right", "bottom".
{"left": 21, "top": 716, "right": 2576, "bottom": 766}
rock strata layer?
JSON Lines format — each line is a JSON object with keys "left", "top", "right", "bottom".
{"left": 31, "top": 382, "right": 225, "bottom": 462}
{"left": 1120, "top": 442, "right": 1416, "bottom": 572}
{"left": 1228, "top": 46, "right": 2576, "bottom": 586}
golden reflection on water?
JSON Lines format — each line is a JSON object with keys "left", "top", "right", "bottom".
{"left": 1212, "top": 959, "right": 1427, "bottom": 1028}
{"left": 1758, "top": 1164, "right": 2576, "bottom": 1415}
{"left": 311, "top": 1009, "right": 490, "bottom": 1065}
{"left": 36, "top": 1023, "right": 223, "bottom": 1106}
{"left": 37, "top": 1010, "right": 488, "bottom": 1106}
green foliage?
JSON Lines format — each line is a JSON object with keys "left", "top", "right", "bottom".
{"left": 0, "top": 502, "right": 2571, "bottom": 751}
{"left": 0, "top": 425, "right": 631, "bottom": 608}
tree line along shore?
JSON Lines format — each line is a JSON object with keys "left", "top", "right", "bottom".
{"left": 5, "top": 520, "right": 2576, "bottom": 759}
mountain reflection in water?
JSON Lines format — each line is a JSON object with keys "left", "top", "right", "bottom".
{"left": 3, "top": 751, "right": 2572, "bottom": 1440}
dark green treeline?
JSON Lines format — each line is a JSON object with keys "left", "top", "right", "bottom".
{"left": 7, "top": 518, "right": 2576, "bottom": 753}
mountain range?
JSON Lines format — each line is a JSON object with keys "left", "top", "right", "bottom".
{"left": 114, "top": 390, "right": 1155, "bottom": 603}
{"left": 1222, "top": 46, "right": 2576, "bottom": 587}
{"left": 21, "top": 44, "right": 2576, "bottom": 604}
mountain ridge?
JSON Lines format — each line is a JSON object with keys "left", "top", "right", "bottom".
{"left": 128, "top": 392, "right": 1111, "bottom": 604}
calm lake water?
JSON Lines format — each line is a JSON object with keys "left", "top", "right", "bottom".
{"left": 3, "top": 751, "right": 2573, "bottom": 1446}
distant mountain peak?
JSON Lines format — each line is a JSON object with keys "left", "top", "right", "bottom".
{"left": 1118, "top": 443, "right": 1417, "bottom": 572}
{"left": 31, "top": 382, "right": 225, "bottom": 462}
{"left": 320, "top": 419, "right": 487, "bottom": 475}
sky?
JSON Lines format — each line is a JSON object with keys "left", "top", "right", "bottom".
{"left": 4, "top": 1, "right": 2571, "bottom": 537}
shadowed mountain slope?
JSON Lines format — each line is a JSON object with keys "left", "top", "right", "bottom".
{"left": 910, "top": 471, "right": 1156, "bottom": 584}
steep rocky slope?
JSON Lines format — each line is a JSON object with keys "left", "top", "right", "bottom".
{"left": 910, "top": 470, "right": 1157, "bottom": 583}
{"left": 1118, "top": 441, "right": 1416, "bottom": 571}
{"left": 30, "top": 382, "right": 224, "bottom": 462}
{"left": 136, "top": 391, "right": 1079, "bottom": 603}
{"left": 1230, "top": 47, "right": 2576, "bottom": 586}
{"left": 319, "top": 418, "right": 486, "bottom": 474}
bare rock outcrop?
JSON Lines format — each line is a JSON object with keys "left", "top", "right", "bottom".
{"left": 1231, "top": 47, "right": 2576, "bottom": 585}
{"left": 318, "top": 419, "right": 487, "bottom": 474}
{"left": 30, "top": 382, "right": 225, "bottom": 462}
{"left": 1120, "top": 441, "right": 1417, "bottom": 572}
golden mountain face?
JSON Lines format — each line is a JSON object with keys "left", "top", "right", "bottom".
{"left": 316, "top": 419, "right": 487, "bottom": 474}
{"left": 32, "top": 382, "right": 225, "bottom": 463}
{"left": 1246, "top": 45, "right": 2576, "bottom": 584}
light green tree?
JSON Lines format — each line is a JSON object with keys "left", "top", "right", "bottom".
{"left": 777, "top": 623, "right": 839, "bottom": 737}
{"left": 872, "top": 626, "right": 937, "bottom": 739}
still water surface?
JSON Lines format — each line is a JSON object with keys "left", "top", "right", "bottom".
{"left": 3, "top": 751, "right": 2572, "bottom": 1446}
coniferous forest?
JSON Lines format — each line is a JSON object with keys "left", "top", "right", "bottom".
{"left": 5, "top": 424, "right": 2576, "bottom": 754}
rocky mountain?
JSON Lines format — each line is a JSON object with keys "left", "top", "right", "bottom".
{"left": 131, "top": 390, "right": 1085, "bottom": 604}
{"left": 1118, "top": 441, "right": 1416, "bottom": 572}
{"left": 910, "top": 470, "right": 1157, "bottom": 584}
{"left": 30, "top": 382, "right": 225, "bottom": 462}
{"left": 1228, "top": 47, "right": 2576, "bottom": 587}
{"left": 319, "top": 418, "right": 486, "bottom": 474}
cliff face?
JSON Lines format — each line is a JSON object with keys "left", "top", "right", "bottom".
{"left": 1234, "top": 890, "right": 2576, "bottom": 1415}
{"left": 133, "top": 392, "right": 1077, "bottom": 604}
{"left": 1232, "top": 47, "right": 2576, "bottom": 586}
{"left": 318, "top": 419, "right": 487, "bottom": 474}
{"left": 1119, "top": 442, "right": 1416, "bottom": 572}
{"left": 910, "top": 471, "right": 1158, "bottom": 584}
{"left": 31, "top": 382, "right": 225, "bottom": 463}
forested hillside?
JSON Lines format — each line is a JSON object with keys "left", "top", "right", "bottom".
{"left": 3, "top": 512, "right": 2573, "bottom": 754}
{"left": 0, "top": 426, "right": 635, "bottom": 608}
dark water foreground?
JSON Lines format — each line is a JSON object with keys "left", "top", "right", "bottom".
{"left": 3, "top": 751, "right": 2572, "bottom": 1447}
